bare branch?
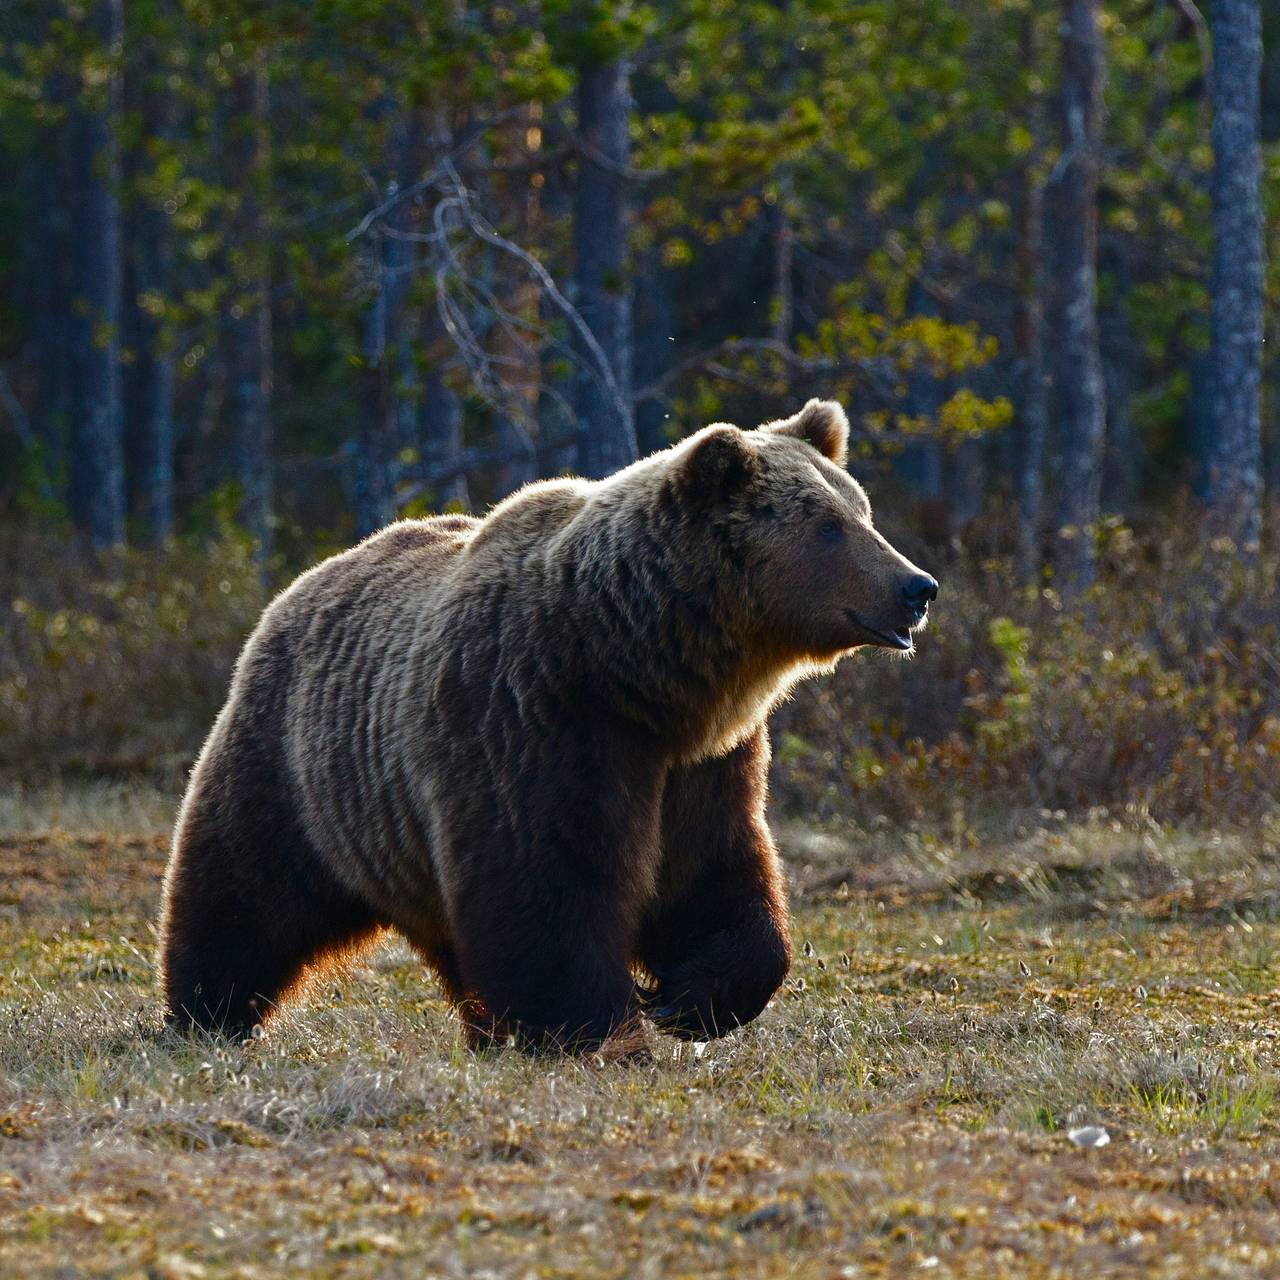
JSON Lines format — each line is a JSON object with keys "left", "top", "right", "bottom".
{"left": 0, "top": 366, "right": 58, "bottom": 505}
{"left": 636, "top": 336, "right": 900, "bottom": 408}
{"left": 347, "top": 149, "right": 645, "bottom": 489}
{"left": 431, "top": 160, "right": 632, "bottom": 433}
{"left": 568, "top": 131, "right": 663, "bottom": 183}
{"left": 344, "top": 111, "right": 524, "bottom": 244}
{"left": 398, "top": 428, "right": 584, "bottom": 503}
{"left": 0, "top": 367, "right": 37, "bottom": 452}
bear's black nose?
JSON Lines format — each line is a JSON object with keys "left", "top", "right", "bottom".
{"left": 901, "top": 573, "right": 938, "bottom": 613}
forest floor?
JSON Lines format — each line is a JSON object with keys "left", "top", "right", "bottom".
{"left": 2, "top": 786, "right": 1280, "bottom": 1278}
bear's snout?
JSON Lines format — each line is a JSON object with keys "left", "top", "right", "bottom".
{"left": 899, "top": 573, "right": 938, "bottom": 621}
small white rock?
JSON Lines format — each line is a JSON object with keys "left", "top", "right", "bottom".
{"left": 1067, "top": 1125, "right": 1111, "bottom": 1148}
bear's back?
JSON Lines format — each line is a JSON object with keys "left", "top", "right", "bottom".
{"left": 255, "top": 514, "right": 479, "bottom": 675}
{"left": 240, "top": 517, "right": 481, "bottom": 913}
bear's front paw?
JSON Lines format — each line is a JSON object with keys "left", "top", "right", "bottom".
{"left": 636, "top": 971, "right": 728, "bottom": 1041}
{"left": 637, "top": 916, "right": 790, "bottom": 1040}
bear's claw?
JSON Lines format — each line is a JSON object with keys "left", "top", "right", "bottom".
{"left": 636, "top": 977, "right": 730, "bottom": 1040}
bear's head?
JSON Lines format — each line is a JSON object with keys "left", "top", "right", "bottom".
{"left": 673, "top": 399, "right": 938, "bottom": 661}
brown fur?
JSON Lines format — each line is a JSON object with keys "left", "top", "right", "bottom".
{"left": 158, "top": 401, "right": 935, "bottom": 1051}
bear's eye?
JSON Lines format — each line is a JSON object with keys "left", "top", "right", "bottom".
{"left": 818, "top": 518, "right": 845, "bottom": 543}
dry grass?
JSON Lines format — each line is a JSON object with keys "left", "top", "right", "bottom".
{"left": 4, "top": 789, "right": 1280, "bottom": 1277}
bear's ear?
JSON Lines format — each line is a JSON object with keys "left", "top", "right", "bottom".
{"left": 676, "top": 424, "right": 758, "bottom": 505}
{"left": 760, "top": 399, "right": 850, "bottom": 467}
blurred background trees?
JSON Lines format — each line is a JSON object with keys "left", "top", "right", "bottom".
{"left": 2, "top": 0, "right": 1279, "bottom": 820}
{"left": 1, "top": 0, "right": 1273, "bottom": 568}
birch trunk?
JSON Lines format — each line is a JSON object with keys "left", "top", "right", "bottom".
{"left": 227, "top": 59, "right": 273, "bottom": 557}
{"left": 573, "top": 56, "right": 636, "bottom": 478}
{"left": 1054, "top": 0, "right": 1107, "bottom": 589}
{"left": 1206, "top": 0, "right": 1264, "bottom": 551}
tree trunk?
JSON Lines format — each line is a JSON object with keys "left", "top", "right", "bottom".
{"left": 26, "top": 13, "right": 72, "bottom": 477}
{"left": 1266, "top": 354, "right": 1280, "bottom": 520}
{"left": 1189, "top": 348, "right": 1215, "bottom": 496}
{"left": 573, "top": 56, "right": 636, "bottom": 478}
{"left": 1015, "top": 8, "right": 1050, "bottom": 580}
{"left": 632, "top": 247, "right": 677, "bottom": 455}
{"left": 947, "top": 438, "right": 987, "bottom": 535}
{"left": 1100, "top": 240, "right": 1140, "bottom": 513}
{"left": 388, "top": 113, "right": 423, "bottom": 468}
{"left": 226, "top": 59, "right": 273, "bottom": 556}
{"left": 1262, "top": 0, "right": 1280, "bottom": 529}
{"left": 1014, "top": 121, "right": 1049, "bottom": 579}
{"left": 1100, "top": 328, "right": 1137, "bottom": 514}
{"left": 1054, "top": 0, "right": 1107, "bottom": 589}
{"left": 421, "top": 365, "right": 469, "bottom": 509}
{"left": 354, "top": 221, "right": 397, "bottom": 538}
{"left": 494, "top": 103, "right": 544, "bottom": 496}
{"left": 126, "top": 60, "right": 177, "bottom": 546}
{"left": 1206, "top": 0, "right": 1264, "bottom": 551}
{"left": 67, "top": 0, "right": 126, "bottom": 549}
{"left": 31, "top": 115, "right": 73, "bottom": 479}
{"left": 418, "top": 110, "right": 470, "bottom": 511}
{"left": 492, "top": 275, "right": 541, "bottom": 497}
{"left": 771, "top": 171, "right": 795, "bottom": 347}
{"left": 899, "top": 278, "right": 946, "bottom": 540}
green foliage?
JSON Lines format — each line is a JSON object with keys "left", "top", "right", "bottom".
{"left": 0, "top": 0, "right": 1276, "bottom": 534}
{"left": 544, "top": 0, "right": 653, "bottom": 66}
{"left": 0, "top": 0, "right": 1274, "bottom": 545}
{"left": 975, "top": 616, "right": 1032, "bottom": 755}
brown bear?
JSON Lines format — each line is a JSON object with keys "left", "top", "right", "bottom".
{"left": 158, "top": 400, "right": 936, "bottom": 1051}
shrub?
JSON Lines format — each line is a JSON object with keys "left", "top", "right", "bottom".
{"left": 3, "top": 514, "right": 1278, "bottom": 828}
{"left": 0, "top": 525, "right": 267, "bottom": 778}
{"left": 770, "top": 520, "right": 1280, "bottom": 827}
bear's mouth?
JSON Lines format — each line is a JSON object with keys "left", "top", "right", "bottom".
{"left": 845, "top": 609, "right": 915, "bottom": 651}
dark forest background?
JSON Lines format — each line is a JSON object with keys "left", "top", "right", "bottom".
{"left": 1, "top": 0, "right": 1278, "bottom": 826}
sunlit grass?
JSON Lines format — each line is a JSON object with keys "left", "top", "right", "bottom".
{"left": 3, "top": 791, "right": 1280, "bottom": 1275}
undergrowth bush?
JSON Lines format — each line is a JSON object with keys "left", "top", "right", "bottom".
{"left": 0, "top": 524, "right": 267, "bottom": 778}
{"left": 3, "top": 514, "right": 1278, "bottom": 827}
{"left": 772, "top": 519, "right": 1280, "bottom": 826}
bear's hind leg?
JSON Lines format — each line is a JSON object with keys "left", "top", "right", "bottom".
{"left": 160, "top": 808, "right": 380, "bottom": 1037}
{"left": 412, "top": 938, "right": 499, "bottom": 1050}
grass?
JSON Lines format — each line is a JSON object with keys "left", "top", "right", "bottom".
{"left": 3, "top": 788, "right": 1280, "bottom": 1276}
